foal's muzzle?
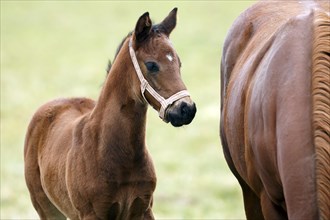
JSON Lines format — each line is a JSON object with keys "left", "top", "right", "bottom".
{"left": 166, "top": 98, "right": 196, "bottom": 127}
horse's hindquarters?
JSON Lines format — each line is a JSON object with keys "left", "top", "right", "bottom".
{"left": 24, "top": 98, "right": 95, "bottom": 219}
{"left": 220, "top": 1, "right": 326, "bottom": 219}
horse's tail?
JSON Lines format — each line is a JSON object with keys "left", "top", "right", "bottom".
{"left": 312, "top": 9, "right": 330, "bottom": 220}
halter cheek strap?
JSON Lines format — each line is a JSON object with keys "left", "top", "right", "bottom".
{"left": 128, "top": 37, "right": 190, "bottom": 121}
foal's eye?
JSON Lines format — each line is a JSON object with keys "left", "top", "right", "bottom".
{"left": 145, "top": 62, "right": 159, "bottom": 73}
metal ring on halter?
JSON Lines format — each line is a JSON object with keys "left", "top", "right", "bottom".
{"left": 128, "top": 36, "right": 190, "bottom": 122}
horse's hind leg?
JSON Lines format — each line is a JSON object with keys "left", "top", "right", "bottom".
{"left": 29, "top": 191, "right": 66, "bottom": 220}
{"left": 221, "top": 138, "right": 264, "bottom": 220}
{"left": 260, "top": 191, "right": 287, "bottom": 220}
{"left": 25, "top": 157, "right": 66, "bottom": 219}
{"left": 26, "top": 169, "right": 66, "bottom": 220}
{"left": 240, "top": 182, "right": 264, "bottom": 220}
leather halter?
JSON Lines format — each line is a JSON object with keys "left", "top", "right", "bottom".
{"left": 128, "top": 37, "right": 190, "bottom": 121}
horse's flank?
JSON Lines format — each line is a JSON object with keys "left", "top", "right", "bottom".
{"left": 312, "top": 9, "right": 330, "bottom": 220}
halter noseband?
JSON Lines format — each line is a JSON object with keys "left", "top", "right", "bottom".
{"left": 128, "top": 37, "right": 190, "bottom": 122}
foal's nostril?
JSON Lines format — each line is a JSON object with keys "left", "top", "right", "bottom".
{"left": 179, "top": 102, "right": 196, "bottom": 119}
{"left": 180, "top": 102, "right": 188, "bottom": 115}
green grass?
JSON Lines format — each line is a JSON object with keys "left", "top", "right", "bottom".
{"left": 1, "top": 1, "right": 255, "bottom": 219}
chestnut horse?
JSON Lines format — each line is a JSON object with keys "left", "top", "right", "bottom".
{"left": 24, "top": 8, "right": 196, "bottom": 219}
{"left": 220, "top": 1, "right": 329, "bottom": 219}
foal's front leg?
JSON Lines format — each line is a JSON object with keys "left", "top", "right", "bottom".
{"left": 143, "top": 196, "right": 155, "bottom": 220}
{"left": 129, "top": 196, "right": 155, "bottom": 220}
{"left": 143, "top": 208, "right": 155, "bottom": 220}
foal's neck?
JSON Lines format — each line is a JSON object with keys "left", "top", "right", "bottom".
{"left": 90, "top": 39, "right": 148, "bottom": 162}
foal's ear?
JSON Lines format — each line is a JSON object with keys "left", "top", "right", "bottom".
{"left": 134, "top": 12, "right": 152, "bottom": 45}
{"left": 159, "top": 8, "right": 178, "bottom": 36}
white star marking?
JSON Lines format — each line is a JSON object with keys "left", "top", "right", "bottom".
{"left": 166, "top": 54, "right": 173, "bottom": 62}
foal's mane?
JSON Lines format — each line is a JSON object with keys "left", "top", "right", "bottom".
{"left": 106, "top": 32, "right": 133, "bottom": 74}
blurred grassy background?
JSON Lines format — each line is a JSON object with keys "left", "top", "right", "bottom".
{"left": 1, "top": 1, "right": 255, "bottom": 219}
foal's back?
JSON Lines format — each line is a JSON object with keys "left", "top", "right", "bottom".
{"left": 25, "top": 98, "right": 95, "bottom": 150}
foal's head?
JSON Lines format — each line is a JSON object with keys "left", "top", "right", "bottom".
{"left": 129, "top": 8, "right": 196, "bottom": 127}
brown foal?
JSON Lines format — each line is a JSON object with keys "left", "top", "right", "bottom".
{"left": 24, "top": 8, "right": 196, "bottom": 219}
